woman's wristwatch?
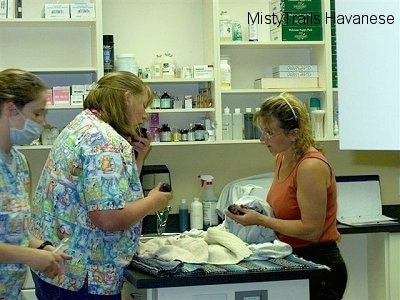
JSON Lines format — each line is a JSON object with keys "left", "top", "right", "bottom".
{"left": 37, "top": 241, "right": 54, "bottom": 250}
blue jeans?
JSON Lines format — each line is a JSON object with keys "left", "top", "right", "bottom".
{"left": 31, "top": 271, "right": 121, "bottom": 300}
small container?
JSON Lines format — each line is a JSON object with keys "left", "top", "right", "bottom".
{"left": 115, "top": 54, "right": 139, "bottom": 75}
{"left": 160, "top": 91, "right": 172, "bottom": 109}
{"left": 190, "top": 197, "right": 203, "bottom": 230}
{"left": 243, "top": 108, "right": 254, "bottom": 139}
{"left": 220, "top": 59, "right": 231, "bottom": 89}
{"left": 180, "top": 129, "right": 188, "bottom": 141}
{"left": 194, "top": 123, "right": 205, "bottom": 141}
{"left": 232, "top": 21, "right": 242, "bottom": 41}
{"left": 188, "top": 123, "right": 196, "bottom": 141}
{"left": 179, "top": 199, "right": 189, "bottom": 232}
{"left": 103, "top": 35, "right": 114, "bottom": 74}
{"left": 160, "top": 124, "right": 171, "bottom": 142}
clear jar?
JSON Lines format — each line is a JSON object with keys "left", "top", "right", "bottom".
{"left": 115, "top": 54, "right": 139, "bottom": 75}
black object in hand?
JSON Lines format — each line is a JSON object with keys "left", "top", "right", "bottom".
{"left": 159, "top": 183, "right": 171, "bottom": 192}
{"left": 227, "top": 204, "right": 244, "bottom": 215}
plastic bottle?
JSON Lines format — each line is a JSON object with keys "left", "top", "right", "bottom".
{"left": 309, "top": 97, "right": 321, "bottom": 137}
{"left": 222, "top": 106, "right": 233, "bottom": 140}
{"left": 190, "top": 197, "right": 203, "bottom": 230}
{"left": 200, "top": 175, "right": 218, "bottom": 229}
{"left": 162, "top": 52, "right": 176, "bottom": 79}
{"left": 220, "top": 59, "right": 231, "bottom": 89}
{"left": 232, "top": 108, "right": 243, "bottom": 140}
{"left": 248, "top": 12, "right": 259, "bottom": 42}
{"left": 253, "top": 107, "right": 261, "bottom": 139}
{"left": 219, "top": 11, "right": 232, "bottom": 42}
{"left": 103, "top": 35, "right": 114, "bottom": 74}
{"left": 152, "top": 54, "right": 163, "bottom": 79}
{"left": 243, "top": 107, "right": 254, "bottom": 139}
{"left": 179, "top": 199, "right": 189, "bottom": 232}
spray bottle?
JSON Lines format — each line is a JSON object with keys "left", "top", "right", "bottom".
{"left": 199, "top": 175, "right": 219, "bottom": 229}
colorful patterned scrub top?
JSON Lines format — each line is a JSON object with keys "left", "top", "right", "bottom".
{"left": 30, "top": 109, "right": 143, "bottom": 295}
{"left": 0, "top": 147, "right": 31, "bottom": 300}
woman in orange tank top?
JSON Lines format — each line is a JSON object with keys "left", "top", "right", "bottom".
{"left": 226, "top": 92, "right": 347, "bottom": 300}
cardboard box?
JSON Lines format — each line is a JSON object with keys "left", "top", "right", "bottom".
{"left": 254, "top": 77, "right": 319, "bottom": 89}
{"left": 70, "top": 3, "right": 95, "bottom": 18}
{"left": 272, "top": 65, "right": 318, "bottom": 72}
{"left": 269, "top": 0, "right": 322, "bottom": 14}
{"left": 193, "top": 65, "right": 214, "bottom": 79}
{"left": 70, "top": 94, "right": 83, "bottom": 106}
{"left": 270, "top": 26, "right": 322, "bottom": 41}
{"left": 52, "top": 86, "right": 70, "bottom": 105}
{"left": 44, "top": 4, "right": 70, "bottom": 18}
{"left": 71, "top": 85, "right": 86, "bottom": 95}
{"left": 273, "top": 71, "right": 319, "bottom": 78}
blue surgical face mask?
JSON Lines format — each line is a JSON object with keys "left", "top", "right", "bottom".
{"left": 10, "top": 114, "right": 44, "bottom": 146}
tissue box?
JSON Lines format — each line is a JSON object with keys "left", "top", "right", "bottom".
{"left": 44, "top": 4, "right": 70, "bottom": 18}
{"left": 70, "top": 3, "right": 95, "bottom": 18}
{"left": 255, "top": 78, "right": 318, "bottom": 89}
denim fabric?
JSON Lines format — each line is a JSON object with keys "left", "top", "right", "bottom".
{"left": 293, "top": 242, "right": 348, "bottom": 300}
{"left": 31, "top": 271, "right": 121, "bottom": 300}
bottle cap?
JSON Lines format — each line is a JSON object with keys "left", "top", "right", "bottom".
{"left": 224, "top": 106, "right": 230, "bottom": 113}
{"left": 309, "top": 97, "right": 320, "bottom": 108}
{"left": 246, "top": 107, "right": 252, "bottom": 113}
{"left": 181, "top": 199, "right": 187, "bottom": 204}
{"left": 103, "top": 35, "right": 114, "bottom": 44}
{"left": 234, "top": 108, "right": 241, "bottom": 114}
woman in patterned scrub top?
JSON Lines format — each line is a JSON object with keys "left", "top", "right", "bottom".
{"left": 0, "top": 68, "right": 71, "bottom": 300}
{"left": 226, "top": 92, "right": 347, "bottom": 300}
{"left": 30, "top": 71, "right": 172, "bottom": 299}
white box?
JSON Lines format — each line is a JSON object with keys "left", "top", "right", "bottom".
{"left": 272, "top": 71, "right": 319, "bottom": 78}
{"left": 70, "top": 3, "right": 95, "bottom": 18}
{"left": 70, "top": 94, "right": 83, "bottom": 106}
{"left": 272, "top": 65, "right": 318, "bottom": 72}
{"left": 71, "top": 85, "right": 86, "bottom": 95}
{"left": 254, "top": 77, "right": 319, "bottom": 89}
{"left": 44, "top": 4, "right": 70, "bottom": 18}
{"left": 0, "top": 0, "right": 6, "bottom": 19}
{"left": 193, "top": 65, "right": 214, "bottom": 79}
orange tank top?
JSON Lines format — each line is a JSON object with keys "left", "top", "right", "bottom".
{"left": 267, "top": 151, "right": 340, "bottom": 248}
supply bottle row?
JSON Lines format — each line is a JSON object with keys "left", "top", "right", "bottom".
{"left": 179, "top": 175, "right": 219, "bottom": 232}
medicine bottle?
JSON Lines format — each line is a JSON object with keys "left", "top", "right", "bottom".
{"left": 103, "top": 35, "right": 114, "bottom": 74}
{"left": 160, "top": 91, "right": 172, "bottom": 109}
{"left": 160, "top": 124, "right": 171, "bottom": 142}
{"left": 219, "top": 11, "right": 232, "bottom": 42}
{"left": 222, "top": 106, "right": 233, "bottom": 140}
{"left": 220, "top": 59, "right": 231, "bottom": 89}
{"left": 248, "top": 12, "right": 259, "bottom": 42}
{"left": 152, "top": 54, "right": 163, "bottom": 79}
{"left": 162, "top": 52, "right": 176, "bottom": 79}
{"left": 243, "top": 108, "right": 254, "bottom": 139}
{"left": 232, "top": 108, "right": 243, "bottom": 140}
{"left": 179, "top": 199, "right": 189, "bottom": 232}
{"left": 190, "top": 197, "right": 203, "bottom": 230}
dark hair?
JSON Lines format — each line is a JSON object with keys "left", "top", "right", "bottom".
{"left": 0, "top": 68, "right": 48, "bottom": 110}
{"left": 84, "top": 71, "right": 153, "bottom": 140}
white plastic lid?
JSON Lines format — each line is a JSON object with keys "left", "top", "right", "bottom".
{"left": 246, "top": 107, "right": 252, "bottom": 113}
{"left": 117, "top": 53, "right": 136, "bottom": 58}
{"left": 194, "top": 197, "right": 200, "bottom": 202}
{"left": 234, "top": 108, "right": 241, "bottom": 114}
{"left": 181, "top": 199, "right": 187, "bottom": 204}
{"left": 224, "top": 106, "right": 230, "bottom": 113}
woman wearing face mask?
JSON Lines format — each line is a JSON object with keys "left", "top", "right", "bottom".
{"left": 30, "top": 71, "right": 172, "bottom": 299}
{"left": 0, "top": 68, "right": 72, "bottom": 300}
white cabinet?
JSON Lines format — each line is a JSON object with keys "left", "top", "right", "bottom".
{"left": 0, "top": 0, "right": 103, "bottom": 139}
{"left": 335, "top": 0, "right": 400, "bottom": 150}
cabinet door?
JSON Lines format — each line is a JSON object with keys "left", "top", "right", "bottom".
{"left": 336, "top": 0, "right": 400, "bottom": 150}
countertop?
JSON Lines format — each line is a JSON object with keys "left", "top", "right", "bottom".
{"left": 126, "top": 204, "right": 400, "bottom": 289}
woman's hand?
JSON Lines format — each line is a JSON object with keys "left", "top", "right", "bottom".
{"left": 27, "top": 248, "right": 72, "bottom": 279}
{"left": 225, "top": 206, "right": 266, "bottom": 226}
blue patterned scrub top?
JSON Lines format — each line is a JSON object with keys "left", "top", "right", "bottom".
{"left": 30, "top": 109, "right": 143, "bottom": 295}
{"left": 0, "top": 147, "right": 31, "bottom": 300}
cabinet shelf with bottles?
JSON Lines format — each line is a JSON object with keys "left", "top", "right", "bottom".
{"left": 214, "top": 0, "right": 336, "bottom": 142}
